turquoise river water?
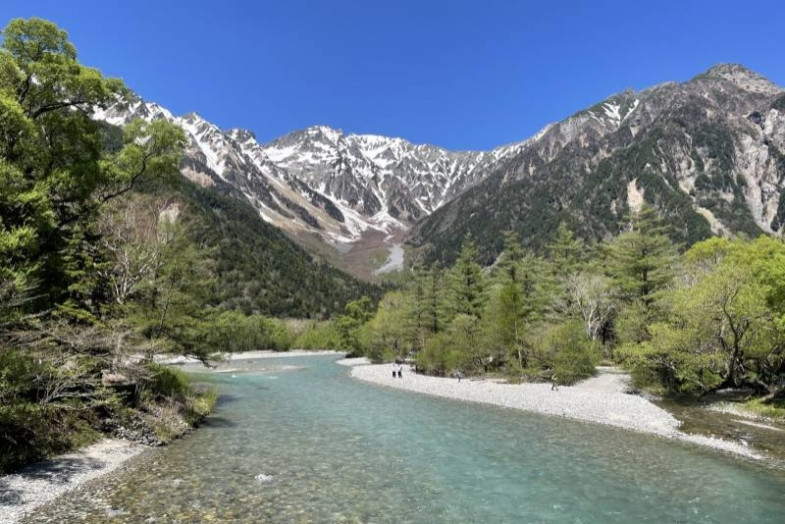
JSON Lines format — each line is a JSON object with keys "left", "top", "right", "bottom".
{"left": 26, "top": 355, "right": 785, "bottom": 523}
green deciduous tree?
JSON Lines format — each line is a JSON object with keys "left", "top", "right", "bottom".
{"left": 0, "top": 18, "right": 185, "bottom": 322}
{"left": 619, "top": 237, "right": 784, "bottom": 395}
{"left": 335, "top": 296, "right": 373, "bottom": 354}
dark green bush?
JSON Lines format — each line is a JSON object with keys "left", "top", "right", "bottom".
{"left": 546, "top": 321, "right": 600, "bottom": 385}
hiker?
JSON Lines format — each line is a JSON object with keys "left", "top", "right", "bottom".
{"left": 397, "top": 363, "right": 403, "bottom": 378}
{"left": 392, "top": 362, "right": 397, "bottom": 379}
{"left": 551, "top": 374, "right": 559, "bottom": 391}
{"left": 453, "top": 371, "right": 463, "bottom": 382}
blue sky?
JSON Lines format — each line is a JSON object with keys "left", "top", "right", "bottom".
{"left": 4, "top": 0, "right": 785, "bottom": 150}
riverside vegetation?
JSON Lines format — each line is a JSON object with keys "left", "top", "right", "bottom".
{"left": 0, "top": 18, "right": 378, "bottom": 472}
{"left": 320, "top": 211, "right": 785, "bottom": 422}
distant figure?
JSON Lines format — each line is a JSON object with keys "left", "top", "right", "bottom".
{"left": 453, "top": 371, "right": 464, "bottom": 382}
{"left": 551, "top": 375, "right": 559, "bottom": 391}
{"left": 397, "top": 363, "right": 403, "bottom": 379}
{"left": 392, "top": 363, "right": 397, "bottom": 379}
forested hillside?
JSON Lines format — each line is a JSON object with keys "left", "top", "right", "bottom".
{"left": 164, "top": 178, "right": 380, "bottom": 318}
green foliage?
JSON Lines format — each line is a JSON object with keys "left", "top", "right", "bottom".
{"left": 0, "top": 401, "right": 100, "bottom": 472}
{"left": 447, "top": 234, "right": 486, "bottom": 319}
{"left": 416, "top": 331, "right": 462, "bottom": 376}
{"left": 487, "top": 235, "right": 553, "bottom": 368}
{"left": 0, "top": 18, "right": 184, "bottom": 319}
{"left": 142, "top": 362, "right": 191, "bottom": 401}
{"left": 415, "top": 314, "right": 485, "bottom": 375}
{"left": 294, "top": 321, "right": 342, "bottom": 350}
{"left": 202, "top": 311, "right": 293, "bottom": 353}
{"left": 546, "top": 320, "right": 600, "bottom": 385}
{"left": 0, "top": 18, "right": 226, "bottom": 470}
{"left": 548, "top": 222, "right": 585, "bottom": 277}
{"left": 360, "top": 290, "right": 411, "bottom": 361}
{"left": 619, "top": 237, "right": 785, "bottom": 396}
{"left": 174, "top": 180, "right": 380, "bottom": 318}
{"left": 608, "top": 204, "right": 676, "bottom": 307}
{"left": 335, "top": 296, "right": 374, "bottom": 354}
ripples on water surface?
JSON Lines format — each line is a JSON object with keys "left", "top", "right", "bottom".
{"left": 26, "top": 356, "right": 785, "bottom": 523}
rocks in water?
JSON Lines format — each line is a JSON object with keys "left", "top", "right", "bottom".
{"left": 254, "top": 473, "right": 274, "bottom": 483}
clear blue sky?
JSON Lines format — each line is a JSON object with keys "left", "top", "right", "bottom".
{"left": 4, "top": 0, "right": 785, "bottom": 150}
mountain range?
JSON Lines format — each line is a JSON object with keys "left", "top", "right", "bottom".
{"left": 95, "top": 63, "right": 785, "bottom": 273}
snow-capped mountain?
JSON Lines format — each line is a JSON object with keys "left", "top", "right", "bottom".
{"left": 96, "top": 64, "right": 785, "bottom": 274}
{"left": 95, "top": 99, "right": 535, "bottom": 247}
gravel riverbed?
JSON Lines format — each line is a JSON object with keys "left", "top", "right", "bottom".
{"left": 0, "top": 439, "right": 144, "bottom": 524}
{"left": 349, "top": 361, "right": 763, "bottom": 461}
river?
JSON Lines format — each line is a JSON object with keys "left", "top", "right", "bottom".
{"left": 26, "top": 355, "right": 785, "bottom": 523}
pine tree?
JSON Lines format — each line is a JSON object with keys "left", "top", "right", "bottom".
{"left": 609, "top": 204, "right": 675, "bottom": 307}
{"left": 448, "top": 234, "right": 486, "bottom": 320}
{"left": 548, "top": 222, "right": 584, "bottom": 278}
{"left": 496, "top": 231, "right": 525, "bottom": 283}
{"left": 487, "top": 232, "right": 552, "bottom": 368}
{"left": 423, "top": 263, "right": 447, "bottom": 335}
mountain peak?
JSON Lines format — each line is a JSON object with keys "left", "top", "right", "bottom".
{"left": 229, "top": 128, "right": 256, "bottom": 143}
{"left": 182, "top": 112, "right": 206, "bottom": 123}
{"left": 701, "top": 63, "right": 781, "bottom": 94}
{"left": 305, "top": 125, "right": 343, "bottom": 143}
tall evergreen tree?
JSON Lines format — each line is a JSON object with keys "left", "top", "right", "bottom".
{"left": 609, "top": 204, "right": 676, "bottom": 307}
{"left": 407, "top": 261, "right": 428, "bottom": 350}
{"left": 548, "top": 222, "right": 585, "bottom": 277}
{"left": 423, "top": 262, "right": 447, "bottom": 335}
{"left": 448, "top": 234, "right": 486, "bottom": 320}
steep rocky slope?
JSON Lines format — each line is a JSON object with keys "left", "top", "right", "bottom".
{"left": 409, "top": 64, "right": 785, "bottom": 262}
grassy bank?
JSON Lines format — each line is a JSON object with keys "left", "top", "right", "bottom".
{"left": 0, "top": 352, "right": 216, "bottom": 473}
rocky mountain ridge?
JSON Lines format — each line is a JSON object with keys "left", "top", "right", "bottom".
{"left": 94, "top": 101, "right": 532, "bottom": 250}
{"left": 95, "top": 63, "right": 784, "bottom": 270}
{"left": 410, "top": 63, "right": 785, "bottom": 262}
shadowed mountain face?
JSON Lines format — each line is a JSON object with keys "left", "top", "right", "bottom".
{"left": 409, "top": 64, "right": 785, "bottom": 263}
{"left": 96, "top": 64, "right": 784, "bottom": 270}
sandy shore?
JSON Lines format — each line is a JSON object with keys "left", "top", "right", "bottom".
{"left": 0, "top": 439, "right": 145, "bottom": 524}
{"left": 349, "top": 361, "right": 762, "bottom": 460}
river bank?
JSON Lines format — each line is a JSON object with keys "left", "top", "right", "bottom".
{"left": 348, "top": 361, "right": 766, "bottom": 461}
{"left": 146, "top": 349, "right": 342, "bottom": 365}
{"left": 0, "top": 350, "right": 336, "bottom": 523}
{"left": 0, "top": 439, "right": 144, "bottom": 524}
{"left": 13, "top": 355, "right": 785, "bottom": 523}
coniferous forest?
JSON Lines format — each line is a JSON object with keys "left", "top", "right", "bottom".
{"left": 332, "top": 212, "right": 785, "bottom": 413}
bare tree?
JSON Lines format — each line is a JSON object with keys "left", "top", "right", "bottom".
{"left": 97, "top": 196, "right": 179, "bottom": 306}
{"left": 565, "top": 272, "right": 615, "bottom": 340}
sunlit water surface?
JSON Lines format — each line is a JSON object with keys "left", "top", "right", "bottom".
{"left": 26, "top": 356, "right": 785, "bottom": 523}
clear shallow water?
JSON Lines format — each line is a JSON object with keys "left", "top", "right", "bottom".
{"left": 27, "top": 356, "right": 785, "bottom": 523}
